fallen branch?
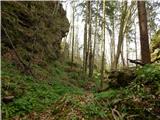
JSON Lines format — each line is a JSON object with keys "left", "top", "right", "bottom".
{"left": 112, "top": 107, "right": 123, "bottom": 120}
{"left": 128, "top": 57, "right": 160, "bottom": 66}
{"left": 2, "top": 96, "right": 14, "bottom": 103}
{"left": 128, "top": 59, "right": 145, "bottom": 66}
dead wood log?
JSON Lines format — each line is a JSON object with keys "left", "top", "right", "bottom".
{"left": 2, "top": 96, "right": 15, "bottom": 103}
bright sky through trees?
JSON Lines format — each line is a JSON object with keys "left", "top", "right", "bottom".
{"left": 62, "top": 0, "right": 160, "bottom": 65}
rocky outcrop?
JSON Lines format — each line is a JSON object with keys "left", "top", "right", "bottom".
{"left": 1, "top": 1, "right": 69, "bottom": 64}
{"left": 151, "top": 29, "right": 160, "bottom": 63}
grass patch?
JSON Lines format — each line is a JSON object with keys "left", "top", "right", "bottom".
{"left": 1, "top": 59, "right": 84, "bottom": 119}
{"left": 94, "top": 89, "right": 120, "bottom": 100}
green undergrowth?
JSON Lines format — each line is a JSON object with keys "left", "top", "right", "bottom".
{"left": 95, "top": 89, "right": 120, "bottom": 100}
{"left": 2, "top": 60, "right": 160, "bottom": 120}
{"left": 1, "top": 59, "right": 84, "bottom": 119}
{"left": 93, "top": 64, "right": 160, "bottom": 120}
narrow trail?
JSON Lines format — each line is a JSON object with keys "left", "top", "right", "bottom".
{"left": 13, "top": 93, "right": 95, "bottom": 120}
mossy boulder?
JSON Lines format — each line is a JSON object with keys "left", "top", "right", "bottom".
{"left": 108, "top": 68, "right": 136, "bottom": 88}
{"left": 1, "top": 1, "right": 70, "bottom": 64}
{"left": 151, "top": 29, "right": 160, "bottom": 63}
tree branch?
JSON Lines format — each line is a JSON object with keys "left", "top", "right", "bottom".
{"left": 128, "top": 59, "right": 145, "bottom": 66}
{"left": 128, "top": 57, "right": 160, "bottom": 66}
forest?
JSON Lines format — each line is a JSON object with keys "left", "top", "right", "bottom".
{"left": 1, "top": 0, "right": 160, "bottom": 120}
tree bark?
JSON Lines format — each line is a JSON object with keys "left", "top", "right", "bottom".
{"left": 134, "top": 22, "right": 138, "bottom": 67}
{"left": 110, "top": 17, "right": 115, "bottom": 69}
{"left": 126, "top": 34, "right": 129, "bottom": 67}
{"left": 113, "top": 1, "right": 134, "bottom": 69}
{"left": 113, "top": 2, "right": 128, "bottom": 69}
{"left": 71, "top": 2, "right": 75, "bottom": 65}
{"left": 100, "top": 0, "right": 106, "bottom": 88}
{"left": 137, "top": 1, "right": 151, "bottom": 64}
{"left": 83, "top": 20, "right": 88, "bottom": 73}
{"left": 92, "top": 0, "right": 99, "bottom": 77}
{"left": 88, "top": 1, "right": 93, "bottom": 78}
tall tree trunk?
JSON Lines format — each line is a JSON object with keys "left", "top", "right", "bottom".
{"left": 137, "top": 1, "right": 151, "bottom": 64}
{"left": 75, "top": 16, "right": 79, "bottom": 60}
{"left": 121, "top": 43, "right": 125, "bottom": 67}
{"left": 88, "top": 1, "right": 93, "bottom": 78}
{"left": 84, "top": 1, "right": 90, "bottom": 76}
{"left": 92, "top": 0, "right": 99, "bottom": 77}
{"left": 113, "top": 1, "right": 134, "bottom": 69}
{"left": 100, "top": 0, "right": 106, "bottom": 88}
{"left": 83, "top": 1, "right": 88, "bottom": 75}
{"left": 71, "top": 2, "right": 75, "bottom": 65}
{"left": 134, "top": 22, "right": 138, "bottom": 67}
{"left": 68, "top": 26, "right": 72, "bottom": 59}
{"left": 110, "top": 1, "right": 115, "bottom": 70}
{"left": 113, "top": 2, "right": 127, "bottom": 69}
{"left": 126, "top": 34, "right": 129, "bottom": 66}
{"left": 83, "top": 21, "right": 88, "bottom": 75}
{"left": 110, "top": 16, "right": 115, "bottom": 69}
{"left": 83, "top": 20, "right": 87, "bottom": 68}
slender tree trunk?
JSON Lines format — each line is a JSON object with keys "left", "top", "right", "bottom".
{"left": 83, "top": 21, "right": 88, "bottom": 75}
{"left": 121, "top": 43, "right": 125, "bottom": 67}
{"left": 113, "top": 1, "right": 133, "bottom": 69}
{"left": 134, "top": 22, "right": 138, "bottom": 67}
{"left": 85, "top": 1, "right": 90, "bottom": 76}
{"left": 126, "top": 34, "right": 129, "bottom": 66}
{"left": 83, "top": 20, "right": 87, "bottom": 69}
{"left": 68, "top": 26, "right": 72, "bottom": 59}
{"left": 83, "top": 1, "right": 88, "bottom": 75}
{"left": 75, "top": 16, "right": 79, "bottom": 59}
{"left": 92, "top": 0, "right": 98, "bottom": 77}
{"left": 88, "top": 1, "right": 93, "bottom": 78}
{"left": 137, "top": 1, "right": 151, "bottom": 64}
{"left": 110, "top": 16, "right": 115, "bottom": 69}
{"left": 100, "top": 0, "right": 106, "bottom": 88}
{"left": 71, "top": 3, "right": 75, "bottom": 65}
{"left": 113, "top": 2, "right": 127, "bottom": 69}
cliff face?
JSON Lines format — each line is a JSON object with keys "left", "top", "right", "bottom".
{"left": 1, "top": 1, "right": 69, "bottom": 64}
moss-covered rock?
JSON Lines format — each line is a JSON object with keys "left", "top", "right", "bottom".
{"left": 108, "top": 69, "right": 136, "bottom": 88}
{"left": 1, "top": 1, "right": 69, "bottom": 64}
{"left": 151, "top": 29, "right": 160, "bottom": 63}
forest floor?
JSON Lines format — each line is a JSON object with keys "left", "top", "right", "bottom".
{"left": 2, "top": 59, "right": 160, "bottom": 120}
